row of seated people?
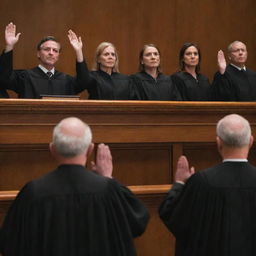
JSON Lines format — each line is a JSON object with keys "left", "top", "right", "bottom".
{"left": 1, "top": 114, "right": 256, "bottom": 255}
{"left": 0, "top": 23, "right": 255, "bottom": 101}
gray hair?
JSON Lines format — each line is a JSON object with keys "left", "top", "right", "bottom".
{"left": 92, "top": 42, "right": 119, "bottom": 72}
{"left": 227, "top": 40, "right": 245, "bottom": 53}
{"left": 53, "top": 118, "right": 92, "bottom": 157}
{"left": 216, "top": 114, "right": 251, "bottom": 147}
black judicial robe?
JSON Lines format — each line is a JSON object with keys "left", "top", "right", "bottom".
{"left": 0, "top": 164, "right": 149, "bottom": 256}
{"left": 0, "top": 51, "right": 88, "bottom": 98}
{"left": 212, "top": 64, "right": 256, "bottom": 101}
{"left": 131, "top": 71, "right": 181, "bottom": 101}
{"left": 159, "top": 161, "right": 256, "bottom": 256}
{"left": 171, "top": 71, "right": 212, "bottom": 101}
{"left": 82, "top": 63, "right": 135, "bottom": 99}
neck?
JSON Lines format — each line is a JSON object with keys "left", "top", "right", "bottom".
{"left": 57, "top": 155, "right": 87, "bottom": 166}
{"left": 144, "top": 67, "right": 158, "bottom": 79}
{"left": 41, "top": 63, "right": 54, "bottom": 71}
{"left": 220, "top": 147, "right": 249, "bottom": 160}
{"left": 184, "top": 66, "right": 197, "bottom": 78}
{"left": 231, "top": 62, "right": 245, "bottom": 69}
{"left": 100, "top": 66, "right": 113, "bottom": 75}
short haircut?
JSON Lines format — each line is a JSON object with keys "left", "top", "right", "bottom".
{"left": 52, "top": 118, "right": 92, "bottom": 158}
{"left": 93, "top": 42, "right": 119, "bottom": 72}
{"left": 227, "top": 40, "right": 246, "bottom": 53}
{"left": 37, "top": 36, "right": 61, "bottom": 52}
{"left": 216, "top": 114, "right": 251, "bottom": 147}
{"left": 138, "top": 44, "right": 161, "bottom": 72}
{"left": 179, "top": 42, "right": 201, "bottom": 73}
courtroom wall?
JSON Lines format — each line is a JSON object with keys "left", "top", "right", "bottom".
{"left": 0, "top": 0, "right": 256, "bottom": 98}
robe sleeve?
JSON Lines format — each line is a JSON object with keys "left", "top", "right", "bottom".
{"left": 212, "top": 71, "right": 237, "bottom": 101}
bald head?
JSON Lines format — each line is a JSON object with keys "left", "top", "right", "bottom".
{"left": 216, "top": 114, "right": 251, "bottom": 148}
{"left": 52, "top": 117, "right": 92, "bottom": 158}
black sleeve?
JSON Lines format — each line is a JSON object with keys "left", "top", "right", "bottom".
{"left": 0, "top": 50, "right": 21, "bottom": 93}
{"left": 211, "top": 71, "right": 237, "bottom": 101}
{"left": 117, "top": 182, "right": 150, "bottom": 237}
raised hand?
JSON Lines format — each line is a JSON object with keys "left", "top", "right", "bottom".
{"left": 175, "top": 155, "right": 195, "bottom": 184}
{"left": 217, "top": 50, "right": 227, "bottom": 74}
{"left": 67, "top": 29, "right": 83, "bottom": 62}
{"left": 68, "top": 30, "right": 82, "bottom": 51}
{"left": 91, "top": 143, "right": 113, "bottom": 178}
{"left": 5, "top": 22, "right": 21, "bottom": 52}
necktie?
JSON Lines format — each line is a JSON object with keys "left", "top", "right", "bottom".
{"left": 47, "top": 71, "right": 53, "bottom": 78}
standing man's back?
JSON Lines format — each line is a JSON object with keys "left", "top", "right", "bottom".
{"left": 159, "top": 114, "right": 256, "bottom": 256}
{"left": 0, "top": 117, "right": 149, "bottom": 256}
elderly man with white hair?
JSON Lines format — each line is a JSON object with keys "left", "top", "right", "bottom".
{"left": 0, "top": 117, "right": 149, "bottom": 256}
{"left": 159, "top": 114, "right": 256, "bottom": 256}
{"left": 212, "top": 41, "right": 256, "bottom": 101}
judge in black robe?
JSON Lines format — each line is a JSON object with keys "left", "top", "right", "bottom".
{"left": 212, "top": 41, "right": 256, "bottom": 101}
{"left": 212, "top": 64, "right": 256, "bottom": 101}
{"left": 159, "top": 114, "right": 256, "bottom": 256}
{"left": 0, "top": 23, "right": 87, "bottom": 99}
{"left": 171, "top": 42, "right": 212, "bottom": 101}
{"left": 130, "top": 44, "right": 181, "bottom": 101}
{"left": 82, "top": 42, "right": 136, "bottom": 100}
{"left": 0, "top": 117, "right": 149, "bottom": 256}
{"left": 171, "top": 72, "right": 211, "bottom": 101}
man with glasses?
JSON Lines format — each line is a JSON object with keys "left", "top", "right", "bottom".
{"left": 0, "top": 22, "right": 87, "bottom": 98}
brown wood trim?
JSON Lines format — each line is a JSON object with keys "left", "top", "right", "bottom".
{"left": 0, "top": 185, "right": 172, "bottom": 202}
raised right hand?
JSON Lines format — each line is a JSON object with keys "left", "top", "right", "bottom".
{"left": 217, "top": 50, "right": 226, "bottom": 74}
{"left": 5, "top": 22, "right": 21, "bottom": 52}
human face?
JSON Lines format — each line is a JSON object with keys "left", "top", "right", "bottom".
{"left": 37, "top": 40, "right": 60, "bottom": 70}
{"left": 183, "top": 46, "right": 199, "bottom": 68}
{"left": 228, "top": 42, "right": 247, "bottom": 67}
{"left": 141, "top": 46, "right": 160, "bottom": 70}
{"left": 98, "top": 46, "right": 116, "bottom": 72}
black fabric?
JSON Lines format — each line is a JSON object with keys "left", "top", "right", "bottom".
{"left": 159, "top": 161, "right": 256, "bottom": 256}
{"left": 171, "top": 71, "right": 212, "bottom": 101}
{"left": 0, "top": 164, "right": 149, "bottom": 256}
{"left": 0, "top": 87, "right": 9, "bottom": 98}
{"left": 0, "top": 50, "right": 88, "bottom": 98}
{"left": 212, "top": 64, "right": 256, "bottom": 101}
{"left": 130, "top": 71, "right": 181, "bottom": 101}
{"left": 81, "top": 63, "right": 136, "bottom": 99}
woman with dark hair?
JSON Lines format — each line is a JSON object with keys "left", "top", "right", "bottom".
{"left": 171, "top": 42, "right": 211, "bottom": 101}
{"left": 130, "top": 44, "right": 181, "bottom": 100}
{"left": 83, "top": 41, "right": 135, "bottom": 99}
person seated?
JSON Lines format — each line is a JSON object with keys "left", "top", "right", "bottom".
{"left": 171, "top": 42, "right": 212, "bottom": 101}
{"left": 212, "top": 41, "right": 256, "bottom": 101}
{"left": 82, "top": 42, "right": 136, "bottom": 99}
{"left": 130, "top": 44, "right": 181, "bottom": 101}
{"left": 0, "top": 22, "right": 88, "bottom": 98}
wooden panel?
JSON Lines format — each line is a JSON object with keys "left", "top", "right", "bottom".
{"left": 2, "top": 100, "right": 256, "bottom": 255}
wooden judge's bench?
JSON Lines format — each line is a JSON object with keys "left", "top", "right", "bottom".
{"left": 1, "top": 99, "right": 256, "bottom": 255}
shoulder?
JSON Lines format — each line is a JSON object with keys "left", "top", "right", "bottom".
{"left": 197, "top": 73, "right": 209, "bottom": 81}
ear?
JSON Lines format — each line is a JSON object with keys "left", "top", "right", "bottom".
{"left": 49, "top": 142, "right": 55, "bottom": 156}
{"left": 249, "top": 135, "right": 254, "bottom": 148}
{"left": 216, "top": 136, "right": 222, "bottom": 151}
{"left": 86, "top": 143, "right": 94, "bottom": 158}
